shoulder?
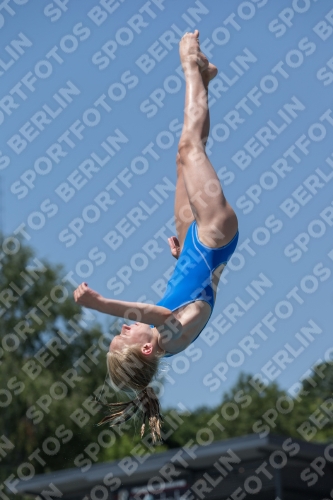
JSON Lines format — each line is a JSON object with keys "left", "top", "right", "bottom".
{"left": 159, "top": 301, "right": 211, "bottom": 355}
{"left": 156, "top": 313, "right": 183, "bottom": 352}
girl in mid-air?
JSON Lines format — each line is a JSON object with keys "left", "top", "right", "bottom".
{"left": 74, "top": 31, "right": 239, "bottom": 442}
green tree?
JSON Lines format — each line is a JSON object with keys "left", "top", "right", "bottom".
{"left": 161, "top": 374, "right": 294, "bottom": 448}
{"left": 292, "top": 363, "right": 333, "bottom": 442}
{"left": 0, "top": 237, "right": 121, "bottom": 481}
{"left": 2, "top": 235, "right": 333, "bottom": 492}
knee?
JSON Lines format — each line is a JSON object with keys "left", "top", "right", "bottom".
{"left": 177, "top": 143, "right": 187, "bottom": 167}
{"left": 178, "top": 138, "right": 204, "bottom": 165}
{"left": 177, "top": 138, "right": 191, "bottom": 159}
{"left": 176, "top": 152, "right": 182, "bottom": 174}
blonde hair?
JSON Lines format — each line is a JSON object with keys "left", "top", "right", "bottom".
{"left": 97, "top": 345, "right": 163, "bottom": 443}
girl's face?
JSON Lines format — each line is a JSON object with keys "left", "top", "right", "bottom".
{"left": 110, "top": 322, "right": 156, "bottom": 353}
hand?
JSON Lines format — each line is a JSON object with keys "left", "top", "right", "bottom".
{"left": 73, "top": 283, "right": 102, "bottom": 310}
{"left": 168, "top": 236, "right": 181, "bottom": 260}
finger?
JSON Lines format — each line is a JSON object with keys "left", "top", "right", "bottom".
{"left": 171, "top": 237, "right": 180, "bottom": 253}
{"left": 194, "top": 30, "right": 199, "bottom": 38}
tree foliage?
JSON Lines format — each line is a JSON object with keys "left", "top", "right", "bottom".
{"left": 0, "top": 238, "right": 120, "bottom": 479}
{"left": 1, "top": 237, "right": 332, "bottom": 489}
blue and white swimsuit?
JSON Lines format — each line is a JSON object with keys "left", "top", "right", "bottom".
{"left": 156, "top": 221, "right": 239, "bottom": 355}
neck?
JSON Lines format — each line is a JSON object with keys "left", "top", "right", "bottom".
{"left": 153, "top": 327, "right": 166, "bottom": 355}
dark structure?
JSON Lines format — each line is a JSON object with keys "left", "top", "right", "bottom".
{"left": 15, "top": 434, "right": 333, "bottom": 500}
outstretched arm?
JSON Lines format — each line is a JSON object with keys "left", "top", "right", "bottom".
{"left": 73, "top": 283, "right": 182, "bottom": 339}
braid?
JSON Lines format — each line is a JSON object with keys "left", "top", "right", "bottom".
{"left": 139, "top": 387, "right": 163, "bottom": 442}
{"left": 97, "top": 386, "right": 163, "bottom": 443}
{"left": 98, "top": 348, "right": 164, "bottom": 442}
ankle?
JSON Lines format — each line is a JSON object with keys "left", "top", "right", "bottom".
{"left": 183, "top": 62, "right": 201, "bottom": 80}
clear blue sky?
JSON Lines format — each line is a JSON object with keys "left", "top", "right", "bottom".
{"left": 2, "top": 0, "right": 333, "bottom": 411}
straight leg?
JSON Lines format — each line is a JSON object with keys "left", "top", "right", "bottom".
{"left": 177, "top": 31, "right": 238, "bottom": 248}
{"left": 174, "top": 63, "right": 215, "bottom": 249}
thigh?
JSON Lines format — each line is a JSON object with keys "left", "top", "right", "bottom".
{"left": 174, "top": 156, "right": 195, "bottom": 249}
{"left": 197, "top": 201, "right": 238, "bottom": 249}
{"left": 180, "top": 145, "right": 238, "bottom": 248}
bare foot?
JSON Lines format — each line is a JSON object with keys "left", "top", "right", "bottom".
{"left": 202, "top": 62, "right": 218, "bottom": 87}
{"left": 179, "top": 30, "right": 208, "bottom": 74}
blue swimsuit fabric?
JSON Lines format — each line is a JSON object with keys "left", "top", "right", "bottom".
{"left": 156, "top": 221, "right": 239, "bottom": 355}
